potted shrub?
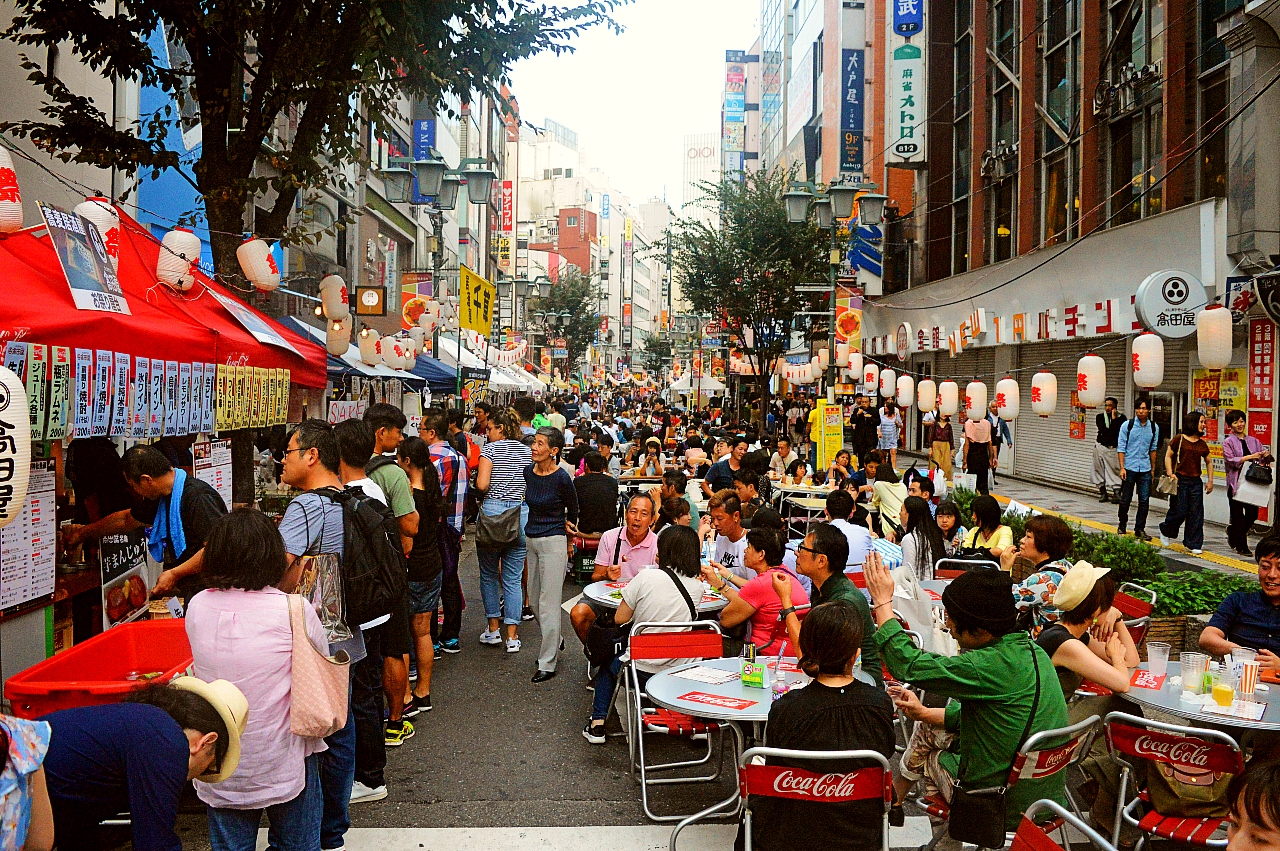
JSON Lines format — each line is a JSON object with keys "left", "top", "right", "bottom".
{"left": 1140, "top": 570, "right": 1257, "bottom": 654}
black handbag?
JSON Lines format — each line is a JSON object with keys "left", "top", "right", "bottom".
{"left": 947, "top": 641, "right": 1043, "bottom": 849}
{"left": 475, "top": 504, "right": 521, "bottom": 551}
{"left": 585, "top": 534, "right": 629, "bottom": 664}
{"left": 1245, "top": 462, "right": 1273, "bottom": 486}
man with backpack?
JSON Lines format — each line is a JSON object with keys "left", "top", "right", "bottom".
{"left": 278, "top": 420, "right": 405, "bottom": 820}
{"left": 1116, "top": 398, "right": 1159, "bottom": 541}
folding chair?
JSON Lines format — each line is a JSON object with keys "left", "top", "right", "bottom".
{"left": 918, "top": 714, "right": 1102, "bottom": 851}
{"left": 1012, "top": 800, "right": 1120, "bottom": 851}
{"left": 669, "top": 746, "right": 893, "bottom": 851}
{"left": 1103, "top": 712, "right": 1244, "bottom": 851}
{"left": 934, "top": 557, "right": 1001, "bottom": 579}
{"left": 1074, "top": 583, "right": 1156, "bottom": 699}
{"left": 571, "top": 534, "right": 602, "bottom": 585}
{"left": 625, "top": 621, "right": 734, "bottom": 823}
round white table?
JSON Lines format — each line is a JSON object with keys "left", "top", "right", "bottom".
{"left": 1121, "top": 663, "right": 1280, "bottom": 732}
{"left": 919, "top": 579, "right": 950, "bottom": 606}
{"left": 582, "top": 577, "right": 729, "bottom": 614}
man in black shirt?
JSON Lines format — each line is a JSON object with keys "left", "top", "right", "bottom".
{"left": 1093, "top": 396, "right": 1127, "bottom": 503}
{"left": 64, "top": 444, "right": 227, "bottom": 600}
{"left": 850, "top": 394, "right": 878, "bottom": 466}
{"left": 573, "top": 452, "right": 620, "bottom": 535}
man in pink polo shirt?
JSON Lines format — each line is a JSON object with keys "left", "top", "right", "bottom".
{"left": 570, "top": 494, "right": 659, "bottom": 645}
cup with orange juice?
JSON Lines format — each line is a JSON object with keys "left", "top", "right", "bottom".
{"left": 1212, "top": 669, "right": 1236, "bottom": 708}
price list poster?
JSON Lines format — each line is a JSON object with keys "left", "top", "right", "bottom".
{"left": 0, "top": 459, "right": 56, "bottom": 610}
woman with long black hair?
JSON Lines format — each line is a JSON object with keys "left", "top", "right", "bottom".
{"left": 898, "top": 496, "right": 947, "bottom": 582}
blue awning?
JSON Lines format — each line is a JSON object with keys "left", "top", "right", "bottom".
{"left": 409, "top": 354, "right": 458, "bottom": 393}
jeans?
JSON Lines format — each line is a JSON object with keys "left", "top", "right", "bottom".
{"left": 591, "top": 657, "right": 653, "bottom": 720}
{"left": 1117, "top": 470, "right": 1152, "bottom": 533}
{"left": 352, "top": 625, "right": 387, "bottom": 788}
{"left": 1160, "top": 474, "right": 1205, "bottom": 550}
{"left": 208, "top": 753, "right": 322, "bottom": 851}
{"left": 1228, "top": 490, "right": 1260, "bottom": 552}
{"left": 477, "top": 499, "right": 528, "bottom": 626}
{"left": 319, "top": 673, "right": 355, "bottom": 850}
{"left": 435, "top": 523, "right": 463, "bottom": 642}
{"left": 526, "top": 534, "right": 567, "bottom": 671}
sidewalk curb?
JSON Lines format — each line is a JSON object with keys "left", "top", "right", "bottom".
{"left": 989, "top": 493, "right": 1258, "bottom": 576}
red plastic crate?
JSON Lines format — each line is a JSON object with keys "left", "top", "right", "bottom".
{"left": 5, "top": 620, "right": 193, "bottom": 719}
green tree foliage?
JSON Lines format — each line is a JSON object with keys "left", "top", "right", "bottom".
{"left": 3, "top": 0, "right": 621, "bottom": 275}
{"left": 639, "top": 332, "right": 671, "bottom": 374}
{"left": 669, "top": 167, "right": 829, "bottom": 411}
{"left": 529, "top": 265, "right": 600, "bottom": 374}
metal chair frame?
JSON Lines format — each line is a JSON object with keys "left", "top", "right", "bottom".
{"left": 934, "top": 557, "right": 1001, "bottom": 579}
{"left": 669, "top": 746, "right": 893, "bottom": 851}
{"left": 1012, "top": 800, "right": 1120, "bottom": 851}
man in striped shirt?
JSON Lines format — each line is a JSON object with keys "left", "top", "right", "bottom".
{"left": 422, "top": 409, "right": 468, "bottom": 653}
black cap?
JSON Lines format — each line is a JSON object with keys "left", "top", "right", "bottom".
{"left": 941, "top": 568, "right": 1017, "bottom": 633}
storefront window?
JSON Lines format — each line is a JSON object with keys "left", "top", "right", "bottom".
{"left": 991, "top": 179, "right": 1015, "bottom": 262}
{"left": 1038, "top": 0, "right": 1080, "bottom": 248}
{"left": 1199, "top": 71, "right": 1228, "bottom": 200}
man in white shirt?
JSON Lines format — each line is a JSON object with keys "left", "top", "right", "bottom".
{"left": 769, "top": 436, "right": 796, "bottom": 478}
{"left": 699, "top": 491, "right": 750, "bottom": 580}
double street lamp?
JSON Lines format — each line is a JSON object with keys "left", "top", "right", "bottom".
{"left": 379, "top": 154, "right": 497, "bottom": 210}
{"left": 785, "top": 181, "right": 888, "bottom": 390}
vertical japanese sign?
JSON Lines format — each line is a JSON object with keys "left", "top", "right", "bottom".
{"left": 893, "top": 0, "right": 923, "bottom": 36}
{"left": 130, "top": 357, "right": 150, "bottom": 439}
{"left": 458, "top": 264, "right": 496, "bottom": 336}
{"left": 887, "top": 43, "right": 926, "bottom": 164}
{"left": 723, "top": 50, "right": 747, "bottom": 178}
{"left": 499, "top": 180, "right": 514, "bottom": 276}
{"left": 177, "top": 362, "right": 192, "bottom": 434}
{"left": 110, "top": 352, "right": 130, "bottom": 438}
{"left": 163, "top": 360, "right": 179, "bottom": 436}
{"left": 72, "top": 348, "right": 93, "bottom": 438}
{"left": 147, "top": 357, "right": 164, "bottom": 438}
{"left": 840, "top": 50, "right": 865, "bottom": 176}
{"left": 202, "top": 363, "right": 216, "bottom": 433}
{"left": 410, "top": 118, "right": 437, "bottom": 205}
{"left": 91, "top": 350, "right": 112, "bottom": 437}
{"left": 622, "top": 218, "right": 634, "bottom": 347}
{"left": 25, "top": 344, "right": 47, "bottom": 440}
{"left": 46, "top": 346, "right": 71, "bottom": 440}
{"left": 1249, "top": 318, "right": 1276, "bottom": 521}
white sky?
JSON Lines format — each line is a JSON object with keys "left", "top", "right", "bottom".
{"left": 510, "top": 0, "right": 760, "bottom": 206}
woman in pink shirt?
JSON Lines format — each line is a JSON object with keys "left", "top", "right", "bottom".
{"left": 704, "top": 527, "right": 809, "bottom": 655}
{"left": 186, "top": 509, "right": 330, "bottom": 851}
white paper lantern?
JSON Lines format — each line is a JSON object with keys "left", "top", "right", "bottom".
{"left": 918, "top": 379, "right": 937, "bottom": 413}
{"left": 836, "top": 343, "right": 850, "bottom": 366}
{"left": 896, "top": 375, "right": 915, "bottom": 407}
{"left": 995, "top": 376, "right": 1020, "bottom": 420}
{"left": 0, "top": 366, "right": 29, "bottom": 529}
{"left": 939, "top": 381, "right": 959, "bottom": 416}
{"left": 237, "top": 237, "right": 280, "bottom": 292}
{"left": 863, "top": 362, "right": 878, "bottom": 391}
{"left": 358, "top": 329, "right": 382, "bottom": 365}
{"left": 1197, "top": 305, "right": 1233, "bottom": 370}
{"left": 74, "top": 197, "right": 120, "bottom": 272}
{"left": 319, "top": 274, "right": 350, "bottom": 322}
{"left": 1031, "top": 371, "right": 1058, "bottom": 417}
{"left": 1132, "top": 332, "right": 1164, "bottom": 388}
{"left": 407, "top": 327, "right": 426, "bottom": 351}
{"left": 1076, "top": 354, "right": 1106, "bottom": 408}
{"left": 818, "top": 347, "right": 830, "bottom": 368}
{"left": 156, "top": 227, "right": 201, "bottom": 291}
{"left": 326, "top": 315, "right": 352, "bottom": 356}
{"left": 848, "top": 351, "right": 863, "bottom": 376}
{"left": 965, "top": 381, "right": 988, "bottom": 422}
{"left": 879, "top": 367, "right": 896, "bottom": 397}
{"left": 0, "top": 148, "right": 23, "bottom": 233}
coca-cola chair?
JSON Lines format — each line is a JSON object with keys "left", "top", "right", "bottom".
{"left": 934, "top": 557, "right": 1001, "bottom": 579}
{"left": 1103, "top": 712, "right": 1244, "bottom": 850}
{"left": 625, "top": 621, "right": 736, "bottom": 823}
{"left": 571, "top": 533, "right": 603, "bottom": 586}
{"left": 1073, "top": 583, "right": 1157, "bottom": 699}
{"left": 1010, "top": 800, "right": 1120, "bottom": 851}
{"left": 668, "top": 746, "right": 894, "bottom": 851}
{"left": 917, "top": 714, "right": 1102, "bottom": 851}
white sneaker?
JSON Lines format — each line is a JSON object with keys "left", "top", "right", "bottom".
{"left": 1159, "top": 534, "right": 1171, "bottom": 548}
{"left": 350, "top": 780, "right": 387, "bottom": 804}
{"left": 1191, "top": 549, "right": 1204, "bottom": 554}
{"left": 479, "top": 629, "right": 502, "bottom": 645}
{"left": 506, "top": 638, "right": 521, "bottom": 653}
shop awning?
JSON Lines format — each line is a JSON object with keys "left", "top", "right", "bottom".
{"left": 409, "top": 355, "right": 458, "bottom": 394}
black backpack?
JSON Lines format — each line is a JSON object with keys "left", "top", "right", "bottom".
{"left": 310, "top": 484, "right": 407, "bottom": 627}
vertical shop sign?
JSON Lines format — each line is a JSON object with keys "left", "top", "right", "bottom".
{"left": 147, "top": 358, "right": 164, "bottom": 438}
{"left": 894, "top": 0, "right": 923, "bottom": 35}
{"left": 130, "top": 357, "right": 149, "bottom": 439}
{"left": 26, "top": 345, "right": 47, "bottom": 440}
{"left": 91, "top": 350, "right": 112, "bottom": 437}
{"left": 46, "top": 347, "right": 71, "bottom": 440}
{"left": 840, "top": 50, "right": 865, "bottom": 176}
{"left": 887, "top": 42, "right": 926, "bottom": 164}
{"left": 163, "top": 360, "right": 179, "bottom": 436}
{"left": 203, "top": 363, "right": 217, "bottom": 432}
{"left": 72, "top": 348, "right": 93, "bottom": 438}
{"left": 110, "top": 352, "right": 130, "bottom": 437}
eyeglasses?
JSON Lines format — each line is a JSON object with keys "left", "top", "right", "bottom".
{"left": 796, "top": 543, "right": 821, "bottom": 556}
{"left": 282, "top": 447, "right": 309, "bottom": 457}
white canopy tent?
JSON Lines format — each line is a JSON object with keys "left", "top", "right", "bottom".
{"left": 668, "top": 374, "right": 726, "bottom": 393}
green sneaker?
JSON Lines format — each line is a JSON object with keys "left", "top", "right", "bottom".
{"left": 384, "top": 719, "right": 415, "bottom": 747}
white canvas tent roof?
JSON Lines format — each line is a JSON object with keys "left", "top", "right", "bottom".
{"left": 668, "top": 374, "right": 726, "bottom": 393}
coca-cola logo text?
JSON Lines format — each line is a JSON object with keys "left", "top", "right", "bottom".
{"left": 1134, "top": 734, "right": 1211, "bottom": 768}
{"left": 771, "top": 769, "right": 861, "bottom": 799}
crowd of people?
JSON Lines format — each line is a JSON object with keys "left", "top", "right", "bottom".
{"left": 3, "top": 388, "right": 1280, "bottom": 851}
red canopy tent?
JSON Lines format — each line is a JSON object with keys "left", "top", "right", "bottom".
{"left": 0, "top": 211, "right": 327, "bottom": 387}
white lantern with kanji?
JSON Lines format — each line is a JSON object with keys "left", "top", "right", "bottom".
{"left": 358, "top": 328, "right": 382, "bottom": 365}
{"left": 0, "top": 147, "right": 23, "bottom": 233}
{"left": 849, "top": 351, "right": 863, "bottom": 376}
{"left": 896, "top": 374, "right": 915, "bottom": 408}
{"left": 879, "top": 367, "right": 896, "bottom": 397}
{"left": 74, "top": 197, "right": 120, "bottom": 272}
{"left": 407, "top": 323, "right": 426, "bottom": 351}
{"left": 1132, "top": 332, "right": 1164, "bottom": 388}
{"left": 319, "top": 274, "right": 350, "bottom": 322}
{"left": 326, "top": 315, "right": 351, "bottom": 356}
{"left": 237, "top": 237, "right": 280, "bottom": 292}
{"left": 157, "top": 227, "right": 201, "bottom": 291}
{"left": 995, "top": 376, "right": 1020, "bottom": 420}
{"left": 1031, "top": 371, "right": 1058, "bottom": 417}
{"left": 1197, "top": 304, "right": 1233, "bottom": 370}
{"left": 939, "top": 381, "right": 960, "bottom": 416}
{"left": 1076, "top": 354, "right": 1106, "bottom": 408}
{"left": 918, "top": 379, "right": 937, "bottom": 413}
{"left": 0, "top": 366, "right": 30, "bottom": 528}
{"left": 965, "top": 381, "right": 988, "bottom": 422}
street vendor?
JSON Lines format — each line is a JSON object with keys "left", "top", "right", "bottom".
{"left": 63, "top": 445, "right": 228, "bottom": 600}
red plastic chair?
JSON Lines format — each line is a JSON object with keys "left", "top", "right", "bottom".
{"left": 1074, "top": 582, "right": 1156, "bottom": 699}
{"left": 1011, "top": 800, "right": 1120, "bottom": 851}
{"left": 1103, "top": 712, "right": 1243, "bottom": 850}
{"left": 918, "top": 714, "right": 1101, "bottom": 851}
{"left": 669, "top": 746, "right": 893, "bottom": 851}
{"left": 626, "top": 622, "right": 731, "bottom": 823}
{"left": 933, "top": 557, "right": 1001, "bottom": 580}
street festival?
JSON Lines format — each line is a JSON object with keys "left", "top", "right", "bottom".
{"left": 0, "top": 0, "right": 1280, "bottom": 850}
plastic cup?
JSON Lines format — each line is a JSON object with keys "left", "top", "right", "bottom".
{"left": 1240, "top": 660, "right": 1260, "bottom": 696}
{"left": 1212, "top": 670, "right": 1236, "bottom": 707}
{"left": 1147, "top": 642, "right": 1172, "bottom": 678}
{"left": 1181, "top": 652, "right": 1208, "bottom": 693}
{"left": 1231, "top": 648, "right": 1258, "bottom": 678}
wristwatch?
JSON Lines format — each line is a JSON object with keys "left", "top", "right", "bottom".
{"left": 779, "top": 606, "right": 797, "bottom": 618}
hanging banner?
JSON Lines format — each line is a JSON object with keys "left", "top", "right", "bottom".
{"left": 206, "top": 289, "right": 301, "bottom": 357}
{"left": 110, "top": 352, "right": 130, "bottom": 438}
{"left": 214, "top": 365, "right": 228, "bottom": 431}
{"left": 458, "top": 264, "right": 496, "bottom": 336}
{"left": 147, "top": 357, "right": 164, "bottom": 438}
{"left": 3, "top": 344, "right": 27, "bottom": 393}
{"left": 1249, "top": 319, "right": 1275, "bottom": 411}
{"left": 46, "top": 346, "right": 71, "bottom": 441}
{"left": 202, "top": 363, "right": 216, "bottom": 432}
{"left": 26, "top": 345, "right": 47, "bottom": 441}
{"left": 91, "top": 350, "right": 112, "bottom": 437}
{"left": 840, "top": 49, "right": 865, "bottom": 176}
{"left": 178, "top": 363, "right": 193, "bottom": 434}
{"left": 72, "top": 348, "right": 93, "bottom": 439}
{"left": 130, "top": 357, "right": 150, "bottom": 439}
{"left": 190, "top": 363, "right": 205, "bottom": 434}
{"left": 39, "top": 202, "right": 130, "bottom": 315}
{"left": 163, "top": 360, "right": 179, "bottom": 437}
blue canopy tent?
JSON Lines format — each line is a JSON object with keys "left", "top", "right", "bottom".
{"left": 410, "top": 354, "right": 458, "bottom": 394}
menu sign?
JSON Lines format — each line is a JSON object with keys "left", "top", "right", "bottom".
{"left": 45, "top": 346, "right": 71, "bottom": 440}
{"left": 193, "top": 439, "right": 232, "bottom": 506}
{"left": 0, "top": 459, "right": 56, "bottom": 611}
{"left": 99, "top": 528, "right": 149, "bottom": 629}
{"left": 72, "top": 348, "right": 93, "bottom": 438}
